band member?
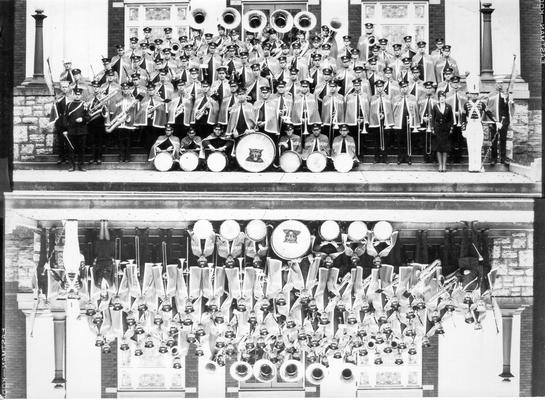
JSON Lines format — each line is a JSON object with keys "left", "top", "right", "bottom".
{"left": 321, "top": 80, "right": 345, "bottom": 142}
{"left": 288, "top": 42, "right": 309, "bottom": 81}
{"left": 218, "top": 80, "right": 239, "bottom": 126}
{"left": 392, "top": 81, "right": 420, "bottom": 165}
{"left": 70, "top": 69, "right": 89, "bottom": 98}
{"left": 336, "top": 55, "right": 355, "bottom": 96}
{"left": 211, "top": 66, "right": 231, "bottom": 106}
{"left": 275, "top": 56, "right": 291, "bottom": 85}
{"left": 320, "top": 43, "right": 337, "bottom": 72}
{"left": 291, "top": 80, "right": 321, "bottom": 135}
{"left": 365, "top": 60, "right": 380, "bottom": 96}
{"left": 237, "top": 51, "right": 253, "bottom": 89}
{"left": 64, "top": 87, "right": 88, "bottom": 171}
{"left": 383, "top": 67, "right": 400, "bottom": 100}
{"left": 161, "top": 48, "right": 177, "bottom": 77}
{"left": 181, "top": 126, "right": 204, "bottom": 156}
{"left": 59, "top": 59, "right": 74, "bottom": 83}
{"left": 332, "top": 124, "right": 358, "bottom": 163}
{"left": 435, "top": 45, "right": 459, "bottom": 82}
{"left": 285, "top": 67, "right": 301, "bottom": 97}
{"left": 175, "top": 55, "right": 192, "bottom": 87}
{"left": 202, "top": 124, "right": 234, "bottom": 166}
{"left": 485, "top": 78, "right": 514, "bottom": 165}
{"left": 275, "top": 80, "right": 293, "bottom": 134}
{"left": 314, "top": 68, "right": 333, "bottom": 109}
{"left": 135, "top": 82, "right": 168, "bottom": 150}
{"left": 397, "top": 57, "right": 412, "bottom": 84}
{"left": 368, "top": 80, "right": 394, "bottom": 163}
{"left": 412, "top": 41, "right": 437, "bottom": 83}
{"left": 192, "top": 80, "right": 220, "bottom": 138}
{"left": 368, "top": 45, "right": 387, "bottom": 72}
{"left": 339, "top": 34, "right": 354, "bottom": 59}
{"left": 408, "top": 66, "right": 425, "bottom": 99}
{"left": 278, "top": 123, "right": 302, "bottom": 154}
{"left": 259, "top": 42, "right": 281, "bottom": 78}
{"left": 110, "top": 44, "right": 130, "bottom": 84}
{"left": 344, "top": 78, "right": 370, "bottom": 159}
{"left": 140, "top": 26, "right": 153, "bottom": 46}
{"left": 168, "top": 85, "right": 193, "bottom": 138}
{"left": 227, "top": 88, "right": 257, "bottom": 137}
{"left": 254, "top": 86, "right": 280, "bottom": 141}
{"left": 377, "top": 38, "right": 392, "bottom": 64}
{"left": 431, "top": 91, "right": 454, "bottom": 172}
{"left": 436, "top": 67, "right": 455, "bottom": 94}
{"left": 127, "top": 36, "right": 143, "bottom": 59}
{"left": 430, "top": 38, "right": 444, "bottom": 61}
{"left": 302, "top": 123, "right": 330, "bottom": 160}
{"left": 148, "top": 124, "right": 181, "bottom": 163}
{"left": 185, "top": 67, "right": 203, "bottom": 100}
{"left": 446, "top": 76, "right": 467, "bottom": 163}
{"left": 201, "top": 42, "right": 222, "bottom": 85}
{"left": 307, "top": 54, "right": 325, "bottom": 93}
{"left": 357, "top": 22, "right": 376, "bottom": 61}
{"left": 415, "top": 81, "right": 437, "bottom": 163}
{"left": 387, "top": 44, "right": 404, "bottom": 80}
{"left": 110, "top": 82, "right": 138, "bottom": 162}
{"left": 156, "top": 69, "right": 175, "bottom": 101}
{"left": 49, "top": 80, "right": 72, "bottom": 164}
{"left": 86, "top": 80, "right": 108, "bottom": 165}
{"left": 402, "top": 35, "right": 417, "bottom": 59}
{"left": 246, "top": 63, "right": 269, "bottom": 104}
{"left": 462, "top": 79, "right": 487, "bottom": 172}
{"left": 94, "top": 58, "right": 114, "bottom": 85}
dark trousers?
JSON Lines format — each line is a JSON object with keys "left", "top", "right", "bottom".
{"left": 173, "top": 115, "right": 188, "bottom": 140}
{"left": 415, "top": 128, "right": 433, "bottom": 162}
{"left": 142, "top": 122, "right": 162, "bottom": 152}
{"left": 55, "top": 125, "right": 69, "bottom": 161}
{"left": 195, "top": 121, "right": 212, "bottom": 139}
{"left": 490, "top": 120, "right": 509, "bottom": 161}
{"left": 450, "top": 125, "right": 464, "bottom": 162}
{"left": 322, "top": 124, "right": 338, "bottom": 143}
{"left": 88, "top": 118, "right": 105, "bottom": 161}
{"left": 117, "top": 128, "right": 132, "bottom": 161}
{"left": 347, "top": 125, "right": 363, "bottom": 156}
{"left": 68, "top": 134, "right": 87, "bottom": 165}
{"left": 370, "top": 126, "right": 389, "bottom": 161}
{"left": 395, "top": 126, "right": 413, "bottom": 163}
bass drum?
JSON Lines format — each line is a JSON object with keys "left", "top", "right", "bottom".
{"left": 333, "top": 153, "right": 354, "bottom": 173}
{"left": 306, "top": 151, "right": 327, "bottom": 173}
{"left": 153, "top": 152, "right": 174, "bottom": 172}
{"left": 207, "top": 151, "right": 228, "bottom": 172}
{"left": 271, "top": 220, "right": 312, "bottom": 260}
{"left": 279, "top": 150, "right": 302, "bottom": 173}
{"left": 235, "top": 133, "right": 276, "bottom": 172}
{"left": 179, "top": 151, "right": 200, "bottom": 171}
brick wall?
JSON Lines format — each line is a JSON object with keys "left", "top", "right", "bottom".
{"left": 348, "top": 3, "right": 361, "bottom": 49}
{"left": 3, "top": 282, "right": 27, "bottom": 399}
{"left": 13, "top": 0, "right": 26, "bottom": 86}
{"left": 308, "top": 3, "right": 321, "bottom": 38}
{"left": 108, "top": 0, "right": 124, "bottom": 58}
{"left": 519, "top": 0, "right": 541, "bottom": 107}
{"left": 101, "top": 345, "right": 118, "bottom": 398}
{"left": 12, "top": 85, "right": 54, "bottom": 162}
{"left": 510, "top": 105, "right": 542, "bottom": 165}
{"left": 5, "top": 225, "right": 38, "bottom": 292}
{"left": 422, "top": 335, "right": 438, "bottom": 398}
{"left": 428, "top": 0, "right": 445, "bottom": 46}
{"left": 490, "top": 231, "right": 533, "bottom": 297}
{"left": 519, "top": 305, "right": 532, "bottom": 397}
{"left": 1, "top": 0, "right": 15, "bottom": 169}
{"left": 185, "top": 345, "right": 199, "bottom": 398}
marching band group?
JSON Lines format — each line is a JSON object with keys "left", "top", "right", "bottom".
{"left": 49, "top": 9, "right": 514, "bottom": 173}
{"left": 44, "top": 218, "right": 492, "bottom": 383}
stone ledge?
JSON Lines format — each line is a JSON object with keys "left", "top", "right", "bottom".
{"left": 509, "top": 159, "right": 541, "bottom": 182}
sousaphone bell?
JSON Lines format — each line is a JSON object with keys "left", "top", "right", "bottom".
{"left": 243, "top": 10, "right": 268, "bottom": 33}
{"left": 218, "top": 7, "right": 241, "bottom": 30}
{"left": 189, "top": 8, "right": 207, "bottom": 29}
{"left": 294, "top": 11, "right": 317, "bottom": 32}
{"left": 279, "top": 358, "right": 304, "bottom": 382}
{"left": 270, "top": 9, "right": 294, "bottom": 34}
{"left": 253, "top": 358, "right": 278, "bottom": 383}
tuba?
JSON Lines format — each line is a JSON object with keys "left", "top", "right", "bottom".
{"left": 294, "top": 11, "right": 317, "bottom": 32}
{"left": 219, "top": 7, "right": 241, "bottom": 30}
{"left": 253, "top": 359, "right": 278, "bottom": 383}
{"left": 340, "top": 363, "right": 356, "bottom": 383}
{"left": 305, "top": 362, "right": 328, "bottom": 385}
{"left": 243, "top": 10, "right": 268, "bottom": 33}
{"left": 189, "top": 8, "right": 207, "bottom": 29}
{"left": 230, "top": 360, "right": 253, "bottom": 382}
{"left": 279, "top": 358, "right": 304, "bottom": 383}
{"left": 329, "top": 17, "right": 343, "bottom": 31}
{"left": 270, "top": 9, "right": 294, "bottom": 34}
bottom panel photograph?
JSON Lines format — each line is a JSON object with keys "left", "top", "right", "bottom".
{"left": 4, "top": 215, "right": 533, "bottom": 398}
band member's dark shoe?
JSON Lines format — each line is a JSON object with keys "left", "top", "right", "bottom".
{"left": 408, "top": 157, "right": 412, "bottom": 165}
{"left": 77, "top": 164, "right": 87, "bottom": 172}
{"left": 490, "top": 159, "right": 497, "bottom": 166}
{"left": 397, "top": 157, "right": 402, "bottom": 165}
{"left": 57, "top": 159, "right": 65, "bottom": 165}
{"left": 358, "top": 156, "right": 365, "bottom": 163}
{"left": 96, "top": 159, "right": 101, "bottom": 165}
{"left": 68, "top": 164, "right": 76, "bottom": 172}
{"left": 501, "top": 158, "right": 508, "bottom": 165}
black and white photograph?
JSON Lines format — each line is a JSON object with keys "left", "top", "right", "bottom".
{"left": 0, "top": 0, "right": 542, "bottom": 398}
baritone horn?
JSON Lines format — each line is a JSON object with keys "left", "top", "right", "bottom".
{"left": 189, "top": 8, "right": 207, "bottom": 29}
{"left": 340, "top": 363, "right": 356, "bottom": 383}
{"left": 243, "top": 10, "right": 268, "bottom": 33}
{"left": 270, "top": 9, "right": 294, "bottom": 34}
{"left": 219, "top": 7, "right": 241, "bottom": 30}
{"left": 294, "top": 11, "right": 317, "bottom": 32}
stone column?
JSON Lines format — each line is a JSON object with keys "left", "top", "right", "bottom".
{"left": 496, "top": 298, "right": 528, "bottom": 382}
{"left": 480, "top": 2, "right": 494, "bottom": 80}
{"left": 51, "top": 310, "right": 67, "bottom": 390}
{"left": 24, "top": 9, "right": 48, "bottom": 86}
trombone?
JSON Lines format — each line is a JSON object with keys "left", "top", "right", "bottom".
{"left": 406, "top": 116, "right": 413, "bottom": 159}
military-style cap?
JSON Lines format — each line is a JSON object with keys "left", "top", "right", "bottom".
{"left": 444, "top": 67, "right": 454, "bottom": 74}
{"left": 311, "top": 35, "right": 321, "bottom": 42}
{"left": 322, "top": 43, "right": 331, "bottom": 50}
{"left": 72, "top": 68, "right": 81, "bottom": 75}
{"left": 159, "top": 68, "right": 169, "bottom": 75}
{"left": 367, "top": 58, "right": 377, "bottom": 65}
{"left": 73, "top": 87, "right": 84, "bottom": 94}
{"left": 162, "top": 47, "right": 172, "bottom": 53}
{"left": 435, "top": 38, "right": 444, "bottom": 43}
{"left": 342, "top": 35, "right": 352, "bottom": 40}
{"left": 423, "top": 81, "right": 435, "bottom": 89}
{"left": 154, "top": 38, "right": 164, "bottom": 45}
{"left": 130, "top": 54, "right": 142, "bottom": 60}
{"left": 451, "top": 75, "right": 461, "bottom": 83}
{"left": 392, "top": 43, "right": 402, "bottom": 51}
{"left": 321, "top": 24, "right": 330, "bottom": 30}
{"left": 276, "top": 80, "right": 286, "bottom": 87}
{"left": 365, "top": 23, "right": 374, "bottom": 29}
{"left": 352, "top": 78, "right": 362, "bottom": 84}
{"left": 229, "top": 30, "right": 239, "bottom": 36}
{"left": 204, "top": 33, "right": 214, "bottom": 38}
{"left": 378, "top": 38, "right": 388, "bottom": 45}
{"left": 164, "top": 27, "right": 173, "bottom": 33}
{"left": 375, "top": 79, "right": 385, "bottom": 87}
{"left": 216, "top": 66, "right": 227, "bottom": 72}
{"left": 200, "top": 80, "right": 210, "bottom": 86}
{"left": 116, "top": 44, "right": 124, "bottom": 49}
{"left": 208, "top": 41, "right": 217, "bottom": 48}
{"left": 398, "top": 80, "right": 409, "bottom": 88}
{"left": 281, "top": 42, "right": 289, "bottom": 49}
{"left": 322, "top": 68, "right": 333, "bottom": 75}
{"left": 354, "top": 65, "right": 365, "bottom": 72}
{"left": 236, "top": 88, "right": 246, "bottom": 95}
{"left": 130, "top": 37, "right": 139, "bottom": 44}
{"left": 131, "top": 73, "right": 140, "bottom": 79}
{"left": 260, "top": 86, "right": 271, "bottom": 92}
{"left": 442, "top": 44, "right": 452, "bottom": 51}
{"left": 262, "top": 42, "right": 272, "bottom": 50}
{"left": 179, "top": 35, "right": 188, "bottom": 42}
{"left": 225, "top": 44, "right": 236, "bottom": 52}
{"left": 341, "top": 55, "right": 350, "bottom": 62}
{"left": 90, "top": 80, "right": 100, "bottom": 87}
{"left": 189, "top": 67, "right": 199, "bottom": 73}
{"left": 106, "top": 69, "right": 115, "bottom": 76}
{"left": 278, "top": 56, "right": 287, "bottom": 62}
{"left": 250, "top": 63, "right": 261, "bottom": 70}
{"left": 120, "top": 82, "right": 131, "bottom": 90}
{"left": 146, "top": 82, "right": 156, "bottom": 89}
{"left": 402, "top": 57, "right": 412, "bottom": 64}
{"left": 311, "top": 54, "right": 322, "bottom": 61}
{"left": 371, "top": 44, "right": 380, "bottom": 51}
{"left": 410, "top": 66, "right": 421, "bottom": 73}
{"left": 312, "top": 123, "right": 321, "bottom": 129}
{"left": 417, "top": 40, "right": 427, "bottom": 48}
{"left": 239, "top": 51, "right": 249, "bottom": 57}
{"left": 292, "top": 42, "right": 301, "bottom": 49}
{"left": 383, "top": 66, "right": 393, "bottom": 73}
{"left": 139, "top": 42, "right": 149, "bottom": 48}
{"left": 351, "top": 48, "right": 360, "bottom": 55}
{"left": 403, "top": 35, "right": 412, "bottom": 41}
{"left": 300, "top": 79, "right": 311, "bottom": 87}
{"left": 143, "top": 27, "right": 152, "bottom": 33}
{"left": 101, "top": 57, "right": 110, "bottom": 63}
{"left": 289, "top": 67, "right": 299, "bottom": 74}
{"left": 179, "top": 55, "right": 189, "bottom": 61}
{"left": 327, "top": 80, "right": 338, "bottom": 87}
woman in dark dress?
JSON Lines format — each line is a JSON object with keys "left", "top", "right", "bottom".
{"left": 431, "top": 91, "right": 454, "bottom": 172}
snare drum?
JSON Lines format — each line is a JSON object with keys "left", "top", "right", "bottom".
{"left": 333, "top": 153, "right": 354, "bottom": 173}
{"left": 306, "top": 151, "right": 327, "bottom": 173}
{"left": 207, "top": 151, "right": 228, "bottom": 172}
{"left": 153, "top": 152, "right": 174, "bottom": 172}
{"left": 271, "top": 220, "right": 312, "bottom": 260}
{"left": 279, "top": 150, "right": 302, "bottom": 173}
{"left": 235, "top": 133, "right": 276, "bottom": 172}
{"left": 179, "top": 151, "right": 200, "bottom": 171}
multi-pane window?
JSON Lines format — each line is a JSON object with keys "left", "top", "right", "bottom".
{"left": 362, "top": 1, "right": 429, "bottom": 50}
{"left": 124, "top": 3, "right": 190, "bottom": 44}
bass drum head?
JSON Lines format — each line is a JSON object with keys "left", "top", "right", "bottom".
{"left": 235, "top": 133, "right": 276, "bottom": 173}
{"left": 271, "top": 220, "right": 312, "bottom": 260}
{"left": 279, "top": 150, "right": 302, "bottom": 173}
{"left": 207, "top": 151, "right": 228, "bottom": 172}
{"left": 154, "top": 152, "right": 174, "bottom": 172}
{"left": 306, "top": 152, "right": 327, "bottom": 173}
{"left": 245, "top": 219, "right": 267, "bottom": 242}
{"left": 333, "top": 153, "right": 354, "bottom": 173}
{"left": 179, "top": 151, "right": 200, "bottom": 171}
